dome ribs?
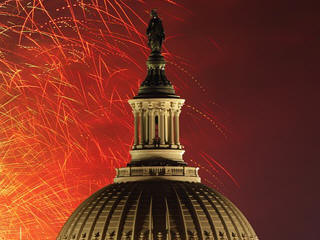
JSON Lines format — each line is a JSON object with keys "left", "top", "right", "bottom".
{"left": 74, "top": 188, "right": 111, "bottom": 240}
{"left": 151, "top": 183, "right": 167, "bottom": 239}
{"left": 221, "top": 195, "right": 255, "bottom": 238}
{"left": 132, "top": 183, "right": 152, "bottom": 239}
{"left": 205, "top": 188, "right": 241, "bottom": 240}
{"left": 116, "top": 184, "right": 141, "bottom": 240}
{"left": 130, "top": 189, "right": 143, "bottom": 240}
{"left": 175, "top": 182, "right": 204, "bottom": 240}
{"left": 171, "top": 183, "right": 188, "bottom": 240}
{"left": 184, "top": 183, "right": 219, "bottom": 240}
{"left": 166, "top": 182, "right": 186, "bottom": 239}
{"left": 61, "top": 187, "right": 107, "bottom": 240}
{"left": 196, "top": 186, "right": 232, "bottom": 240}
{"left": 217, "top": 193, "right": 249, "bottom": 238}
{"left": 86, "top": 187, "right": 119, "bottom": 240}
{"left": 164, "top": 196, "right": 171, "bottom": 240}
{"left": 58, "top": 182, "right": 258, "bottom": 240}
{"left": 100, "top": 183, "right": 137, "bottom": 240}
{"left": 149, "top": 194, "right": 154, "bottom": 240}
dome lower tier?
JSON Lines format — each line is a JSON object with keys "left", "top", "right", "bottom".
{"left": 57, "top": 181, "right": 257, "bottom": 240}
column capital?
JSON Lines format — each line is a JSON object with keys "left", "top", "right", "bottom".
{"left": 175, "top": 109, "right": 181, "bottom": 115}
{"left": 160, "top": 102, "right": 166, "bottom": 108}
{"left": 170, "top": 102, "right": 177, "bottom": 108}
{"left": 148, "top": 102, "right": 154, "bottom": 109}
{"left": 148, "top": 108, "right": 155, "bottom": 115}
{"left": 159, "top": 109, "right": 165, "bottom": 115}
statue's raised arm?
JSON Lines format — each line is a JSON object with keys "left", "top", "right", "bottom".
{"left": 147, "top": 9, "right": 165, "bottom": 54}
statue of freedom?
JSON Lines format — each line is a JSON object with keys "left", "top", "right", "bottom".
{"left": 147, "top": 9, "right": 165, "bottom": 53}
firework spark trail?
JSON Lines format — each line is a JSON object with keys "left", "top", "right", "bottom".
{"left": 0, "top": 1, "right": 235, "bottom": 239}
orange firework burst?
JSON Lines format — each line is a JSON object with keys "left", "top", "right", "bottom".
{"left": 0, "top": 1, "right": 232, "bottom": 239}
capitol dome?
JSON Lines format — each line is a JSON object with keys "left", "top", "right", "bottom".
{"left": 58, "top": 181, "right": 256, "bottom": 240}
{"left": 57, "top": 10, "right": 258, "bottom": 240}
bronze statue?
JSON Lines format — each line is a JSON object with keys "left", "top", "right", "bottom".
{"left": 147, "top": 9, "right": 165, "bottom": 53}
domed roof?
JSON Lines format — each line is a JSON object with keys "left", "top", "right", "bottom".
{"left": 57, "top": 181, "right": 257, "bottom": 240}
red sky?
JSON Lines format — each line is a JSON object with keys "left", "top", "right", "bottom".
{"left": 168, "top": 0, "right": 319, "bottom": 239}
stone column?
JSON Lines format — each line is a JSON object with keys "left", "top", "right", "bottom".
{"left": 148, "top": 109, "right": 154, "bottom": 144}
{"left": 139, "top": 110, "right": 144, "bottom": 145}
{"left": 174, "top": 110, "right": 181, "bottom": 145}
{"left": 164, "top": 111, "right": 168, "bottom": 143}
{"left": 145, "top": 111, "right": 149, "bottom": 144}
{"left": 169, "top": 109, "right": 174, "bottom": 145}
{"left": 134, "top": 110, "right": 139, "bottom": 146}
{"left": 160, "top": 110, "right": 165, "bottom": 145}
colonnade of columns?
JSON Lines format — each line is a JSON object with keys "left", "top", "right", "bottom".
{"left": 130, "top": 100, "right": 184, "bottom": 149}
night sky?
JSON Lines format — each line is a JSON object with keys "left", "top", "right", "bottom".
{"left": 168, "top": 1, "right": 319, "bottom": 239}
{"left": 1, "top": 0, "right": 319, "bottom": 239}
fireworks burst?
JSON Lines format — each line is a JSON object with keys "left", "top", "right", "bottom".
{"left": 0, "top": 1, "right": 231, "bottom": 239}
